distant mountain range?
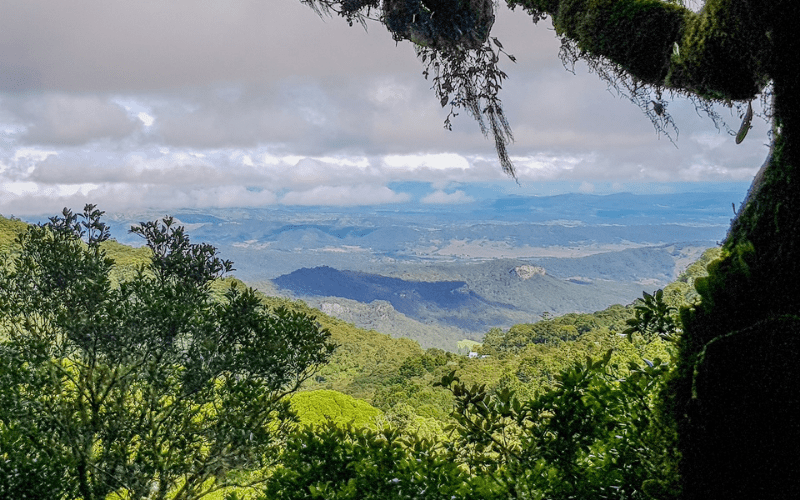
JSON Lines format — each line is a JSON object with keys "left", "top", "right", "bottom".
{"left": 77, "top": 189, "right": 738, "bottom": 280}
{"left": 274, "top": 266, "right": 499, "bottom": 315}
{"left": 18, "top": 189, "right": 738, "bottom": 350}
{"left": 268, "top": 246, "right": 705, "bottom": 350}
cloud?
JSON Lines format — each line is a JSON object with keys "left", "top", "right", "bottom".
{"left": 421, "top": 190, "right": 475, "bottom": 204}
{"left": 137, "top": 112, "right": 154, "bottom": 127}
{"left": 0, "top": 0, "right": 419, "bottom": 93}
{"left": 0, "top": 181, "right": 278, "bottom": 216}
{"left": 8, "top": 94, "right": 139, "bottom": 145}
{"left": 0, "top": 1, "right": 774, "bottom": 215}
{"left": 280, "top": 185, "right": 411, "bottom": 206}
{"left": 383, "top": 153, "right": 471, "bottom": 171}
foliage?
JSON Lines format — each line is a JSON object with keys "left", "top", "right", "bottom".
{"left": 305, "top": 1, "right": 798, "bottom": 495}
{"left": 0, "top": 211, "right": 754, "bottom": 498}
{"left": 0, "top": 206, "right": 334, "bottom": 500}
{"left": 0, "top": 413, "right": 73, "bottom": 499}
{"left": 302, "top": 0, "right": 516, "bottom": 175}
{"left": 290, "top": 389, "right": 383, "bottom": 428}
{"left": 659, "top": 246, "right": 721, "bottom": 307}
{"left": 417, "top": 37, "right": 516, "bottom": 176}
{"left": 260, "top": 275, "right": 686, "bottom": 499}
{"left": 623, "top": 289, "right": 678, "bottom": 343}
{"left": 437, "top": 350, "right": 678, "bottom": 499}
{"left": 301, "top": 0, "right": 789, "bottom": 173}
{"left": 482, "top": 304, "right": 632, "bottom": 353}
{"left": 304, "top": 322, "right": 425, "bottom": 401}
{"left": 0, "top": 214, "right": 27, "bottom": 254}
{"left": 261, "top": 421, "right": 495, "bottom": 500}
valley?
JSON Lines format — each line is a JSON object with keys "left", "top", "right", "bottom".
{"left": 62, "top": 189, "right": 741, "bottom": 351}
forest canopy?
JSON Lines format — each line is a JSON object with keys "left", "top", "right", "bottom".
{"left": 0, "top": 206, "right": 334, "bottom": 499}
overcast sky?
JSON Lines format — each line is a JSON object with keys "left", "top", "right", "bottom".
{"left": 0, "top": 0, "right": 769, "bottom": 216}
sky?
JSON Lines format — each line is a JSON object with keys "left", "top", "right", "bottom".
{"left": 0, "top": 0, "right": 769, "bottom": 216}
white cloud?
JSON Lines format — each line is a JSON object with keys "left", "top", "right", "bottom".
{"left": 421, "top": 190, "right": 474, "bottom": 204}
{"left": 280, "top": 185, "right": 411, "bottom": 206}
{"left": 315, "top": 156, "right": 370, "bottom": 169}
{"left": 382, "top": 153, "right": 470, "bottom": 171}
{"left": 3, "top": 181, "right": 40, "bottom": 196}
{"left": 137, "top": 112, "right": 154, "bottom": 127}
{"left": 0, "top": 1, "right": 773, "bottom": 214}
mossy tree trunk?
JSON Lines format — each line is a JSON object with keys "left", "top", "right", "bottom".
{"left": 508, "top": 0, "right": 800, "bottom": 497}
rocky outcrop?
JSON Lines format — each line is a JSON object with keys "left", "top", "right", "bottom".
{"left": 319, "top": 302, "right": 348, "bottom": 317}
{"left": 510, "top": 265, "right": 546, "bottom": 280}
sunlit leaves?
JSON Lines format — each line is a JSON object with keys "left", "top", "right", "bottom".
{"left": 0, "top": 207, "right": 334, "bottom": 500}
{"left": 263, "top": 420, "right": 490, "bottom": 500}
{"left": 438, "top": 350, "right": 677, "bottom": 499}
{"left": 623, "top": 289, "right": 679, "bottom": 343}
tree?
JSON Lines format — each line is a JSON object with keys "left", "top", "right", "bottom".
{"left": 623, "top": 289, "right": 679, "bottom": 343}
{"left": 300, "top": 1, "right": 800, "bottom": 497}
{"left": 262, "top": 421, "right": 493, "bottom": 500}
{"left": 0, "top": 205, "right": 335, "bottom": 500}
{"left": 437, "top": 352, "right": 677, "bottom": 499}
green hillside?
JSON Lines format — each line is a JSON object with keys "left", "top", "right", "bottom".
{"left": 290, "top": 390, "right": 383, "bottom": 428}
{"left": 0, "top": 214, "right": 427, "bottom": 404}
{"left": 0, "top": 213, "right": 719, "bottom": 430}
{"left": 0, "top": 215, "right": 27, "bottom": 253}
{"left": 0, "top": 213, "right": 724, "bottom": 499}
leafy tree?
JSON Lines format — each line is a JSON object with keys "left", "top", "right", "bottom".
{"left": 301, "top": 1, "right": 800, "bottom": 496}
{"left": 262, "top": 421, "right": 495, "bottom": 500}
{"left": 623, "top": 289, "right": 679, "bottom": 343}
{"left": 290, "top": 389, "right": 384, "bottom": 428}
{"left": 482, "top": 304, "right": 631, "bottom": 353}
{"left": 0, "top": 206, "right": 334, "bottom": 500}
{"left": 437, "top": 352, "right": 677, "bottom": 499}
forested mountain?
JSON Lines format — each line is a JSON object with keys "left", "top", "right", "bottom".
{"left": 270, "top": 247, "right": 707, "bottom": 350}
{"left": 0, "top": 213, "right": 719, "bottom": 499}
{"left": 0, "top": 213, "right": 717, "bottom": 412}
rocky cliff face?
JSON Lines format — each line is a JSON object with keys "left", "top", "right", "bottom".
{"left": 510, "top": 265, "right": 546, "bottom": 280}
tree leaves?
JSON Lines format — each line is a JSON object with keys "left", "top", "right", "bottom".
{"left": 735, "top": 100, "right": 754, "bottom": 144}
{"left": 623, "top": 289, "right": 679, "bottom": 343}
{"left": 0, "top": 207, "right": 334, "bottom": 500}
{"left": 441, "top": 351, "right": 677, "bottom": 499}
{"left": 263, "top": 420, "right": 485, "bottom": 500}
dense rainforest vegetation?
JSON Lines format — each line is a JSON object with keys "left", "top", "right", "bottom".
{"left": 4, "top": 0, "right": 796, "bottom": 497}
{"left": 296, "top": 2, "right": 800, "bottom": 497}
{"left": 1, "top": 209, "right": 720, "bottom": 498}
